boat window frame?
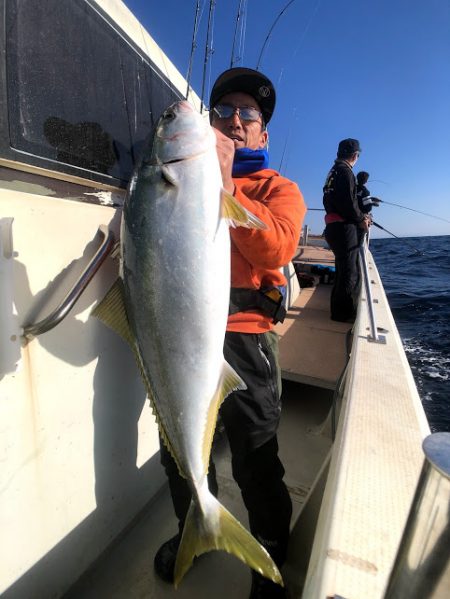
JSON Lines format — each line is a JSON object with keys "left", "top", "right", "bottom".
{"left": 0, "top": 0, "right": 183, "bottom": 189}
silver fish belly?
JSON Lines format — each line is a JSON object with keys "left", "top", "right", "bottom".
{"left": 123, "top": 116, "right": 230, "bottom": 483}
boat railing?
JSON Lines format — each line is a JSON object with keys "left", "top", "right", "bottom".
{"left": 359, "top": 234, "right": 386, "bottom": 344}
{"left": 22, "top": 225, "right": 114, "bottom": 339}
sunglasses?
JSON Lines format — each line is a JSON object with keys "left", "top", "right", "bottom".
{"left": 212, "top": 104, "right": 263, "bottom": 123}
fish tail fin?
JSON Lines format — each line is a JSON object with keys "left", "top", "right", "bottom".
{"left": 174, "top": 493, "right": 283, "bottom": 588}
{"left": 221, "top": 188, "right": 268, "bottom": 230}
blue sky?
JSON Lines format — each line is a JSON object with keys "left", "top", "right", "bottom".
{"left": 123, "top": 0, "right": 450, "bottom": 238}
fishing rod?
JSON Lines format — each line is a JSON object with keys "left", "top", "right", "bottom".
{"left": 200, "top": 0, "right": 216, "bottom": 113}
{"left": 375, "top": 199, "right": 450, "bottom": 224}
{"left": 302, "top": 209, "right": 426, "bottom": 254}
{"left": 372, "top": 221, "right": 425, "bottom": 256}
{"left": 230, "top": 0, "right": 247, "bottom": 67}
{"left": 256, "top": 0, "right": 296, "bottom": 71}
{"left": 278, "top": 107, "right": 296, "bottom": 174}
{"left": 185, "top": 0, "right": 202, "bottom": 100}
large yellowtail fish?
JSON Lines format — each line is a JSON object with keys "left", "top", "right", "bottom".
{"left": 93, "top": 101, "right": 283, "bottom": 587}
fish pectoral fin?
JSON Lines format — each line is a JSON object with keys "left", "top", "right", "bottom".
{"left": 110, "top": 240, "right": 121, "bottom": 260}
{"left": 160, "top": 164, "right": 179, "bottom": 186}
{"left": 221, "top": 188, "right": 269, "bottom": 230}
{"left": 91, "top": 278, "right": 134, "bottom": 346}
{"left": 221, "top": 360, "right": 247, "bottom": 396}
{"left": 202, "top": 362, "right": 246, "bottom": 473}
{"left": 174, "top": 494, "right": 283, "bottom": 588}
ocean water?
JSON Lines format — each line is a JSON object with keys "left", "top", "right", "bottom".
{"left": 370, "top": 235, "right": 450, "bottom": 433}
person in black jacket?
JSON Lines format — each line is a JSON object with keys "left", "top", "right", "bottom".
{"left": 323, "top": 139, "right": 370, "bottom": 322}
{"left": 356, "top": 171, "right": 381, "bottom": 214}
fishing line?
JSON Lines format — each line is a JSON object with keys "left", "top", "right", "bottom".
{"left": 277, "top": 0, "right": 323, "bottom": 87}
{"left": 304, "top": 211, "right": 426, "bottom": 255}
{"left": 368, "top": 179, "right": 389, "bottom": 185}
{"left": 306, "top": 201, "right": 450, "bottom": 225}
{"left": 186, "top": 0, "right": 202, "bottom": 100}
{"left": 256, "top": 0, "right": 296, "bottom": 71}
{"left": 375, "top": 199, "right": 450, "bottom": 224}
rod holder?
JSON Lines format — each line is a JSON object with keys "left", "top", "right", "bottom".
{"left": 384, "top": 432, "right": 450, "bottom": 598}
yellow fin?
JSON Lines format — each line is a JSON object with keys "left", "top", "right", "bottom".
{"left": 91, "top": 278, "right": 185, "bottom": 478}
{"left": 221, "top": 188, "right": 268, "bottom": 230}
{"left": 202, "top": 362, "right": 247, "bottom": 474}
{"left": 91, "top": 278, "right": 133, "bottom": 345}
{"left": 174, "top": 495, "right": 283, "bottom": 588}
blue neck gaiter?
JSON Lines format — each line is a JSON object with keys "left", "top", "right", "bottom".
{"left": 232, "top": 148, "right": 269, "bottom": 177}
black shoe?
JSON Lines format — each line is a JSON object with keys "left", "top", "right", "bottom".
{"left": 154, "top": 534, "right": 180, "bottom": 583}
{"left": 249, "top": 572, "right": 286, "bottom": 598}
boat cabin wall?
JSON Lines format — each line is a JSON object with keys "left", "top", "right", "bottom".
{"left": 0, "top": 0, "right": 199, "bottom": 596}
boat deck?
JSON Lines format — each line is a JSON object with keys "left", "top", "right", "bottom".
{"left": 64, "top": 382, "right": 333, "bottom": 599}
{"left": 276, "top": 245, "right": 352, "bottom": 390}
{"left": 64, "top": 245, "right": 348, "bottom": 598}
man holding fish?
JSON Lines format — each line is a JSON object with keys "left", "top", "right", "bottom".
{"left": 153, "top": 67, "right": 306, "bottom": 598}
{"left": 94, "top": 66, "right": 305, "bottom": 598}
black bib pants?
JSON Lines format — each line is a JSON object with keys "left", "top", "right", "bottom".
{"left": 325, "top": 221, "right": 360, "bottom": 321}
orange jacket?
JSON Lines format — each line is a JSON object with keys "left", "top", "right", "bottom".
{"left": 228, "top": 168, "right": 307, "bottom": 333}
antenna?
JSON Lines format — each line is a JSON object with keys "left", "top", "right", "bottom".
{"left": 186, "top": 0, "right": 201, "bottom": 100}
{"left": 200, "top": 0, "right": 216, "bottom": 113}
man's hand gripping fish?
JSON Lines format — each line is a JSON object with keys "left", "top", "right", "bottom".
{"left": 93, "top": 101, "right": 283, "bottom": 587}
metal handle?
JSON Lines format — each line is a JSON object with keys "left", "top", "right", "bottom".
{"left": 22, "top": 225, "right": 115, "bottom": 339}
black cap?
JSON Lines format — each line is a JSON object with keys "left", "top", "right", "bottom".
{"left": 209, "top": 67, "right": 276, "bottom": 125}
{"left": 337, "top": 138, "right": 361, "bottom": 157}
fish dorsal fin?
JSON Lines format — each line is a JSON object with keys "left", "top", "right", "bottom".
{"left": 202, "top": 361, "right": 247, "bottom": 474}
{"left": 91, "top": 279, "right": 185, "bottom": 478}
{"left": 221, "top": 188, "right": 269, "bottom": 230}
